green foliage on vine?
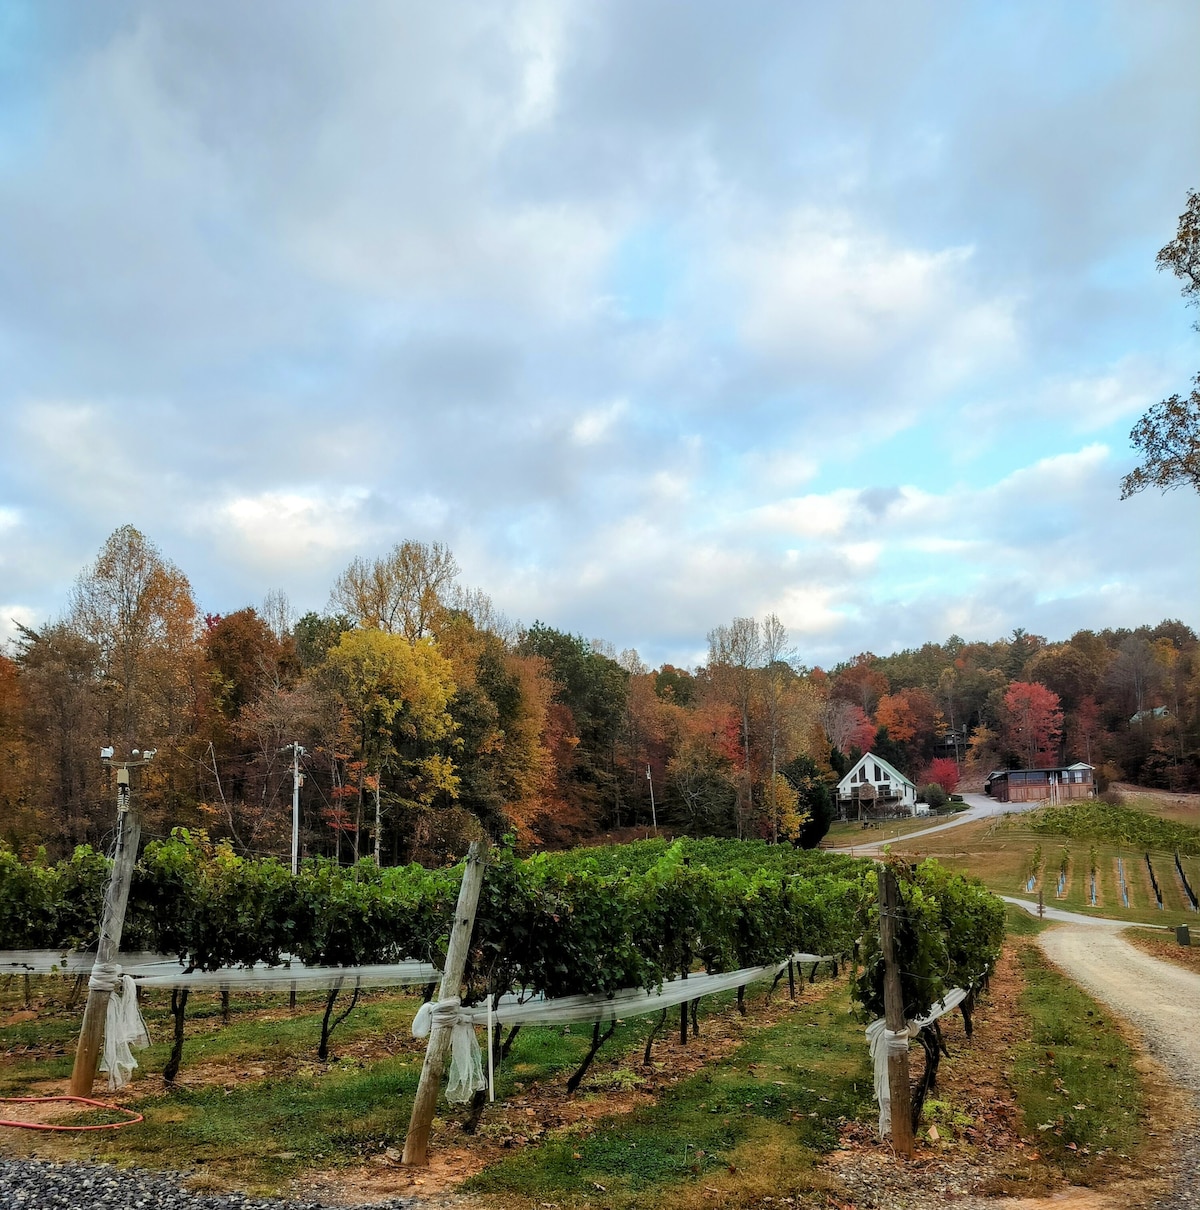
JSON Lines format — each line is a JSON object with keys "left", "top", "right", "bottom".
{"left": 853, "top": 859, "right": 1004, "bottom": 1022}
{"left": 1024, "top": 801, "right": 1200, "bottom": 854}
{"left": 1, "top": 834, "right": 1002, "bottom": 1027}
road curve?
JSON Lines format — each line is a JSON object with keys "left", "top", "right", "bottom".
{"left": 825, "top": 791, "right": 1044, "bottom": 856}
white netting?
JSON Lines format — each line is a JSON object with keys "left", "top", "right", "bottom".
{"left": 866, "top": 986, "right": 969, "bottom": 1137}
{"left": 0, "top": 951, "right": 161, "bottom": 975}
{"left": 131, "top": 958, "right": 441, "bottom": 991}
{"left": 412, "top": 953, "right": 835, "bottom": 1103}
{"left": 0, "top": 951, "right": 440, "bottom": 990}
{"left": 100, "top": 973, "right": 151, "bottom": 1090}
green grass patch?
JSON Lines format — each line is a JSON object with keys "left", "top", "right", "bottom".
{"left": 825, "top": 816, "right": 939, "bottom": 846}
{"left": 24, "top": 1057, "right": 422, "bottom": 1187}
{"left": 0, "top": 985, "right": 422, "bottom": 1096}
{"left": 1012, "top": 945, "right": 1143, "bottom": 1170}
{"left": 466, "top": 984, "right": 874, "bottom": 1208}
{"left": 1004, "top": 902, "right": 1051, "bottom": 936}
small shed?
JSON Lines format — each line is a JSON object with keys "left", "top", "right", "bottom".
{"left": 836, "top": 753, "right": 918, "bottom": 817}
{"left": 984, "top": 763, "right": 1094, "bottom": 804}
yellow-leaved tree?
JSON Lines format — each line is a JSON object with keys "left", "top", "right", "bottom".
{"left": 322, "top": 628, "right": 458, "bottom": 864}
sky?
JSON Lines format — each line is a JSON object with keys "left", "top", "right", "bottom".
{"left": 0, "top": 0, "right": 1197, "bottom": 671}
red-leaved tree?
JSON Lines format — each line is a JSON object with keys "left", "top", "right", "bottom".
{"left": 924, "top": 757, "right": 960, "bottom": 794}
{"left": 1002, "top": 682, "right": 1064, "bottom": 767}
{"left": 821, "top": 699, "right": 877, "bottom": 756}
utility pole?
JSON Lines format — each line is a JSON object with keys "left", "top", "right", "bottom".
{"left": 285, "top": 742, "right": 306, "bottom": 876}
{"left": 69, "top": 747, "right": 155, "bottom": 1096}
{"left": 646, "top": 763, "right": 657, "bottom": 834}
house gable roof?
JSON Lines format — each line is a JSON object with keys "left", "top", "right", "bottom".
{"left": 837, "top": 751, "right": 915, "bottom": 791}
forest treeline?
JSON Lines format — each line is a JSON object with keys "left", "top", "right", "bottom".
{"left": 1, "top": 525, "right": 1196, "bottom": 864}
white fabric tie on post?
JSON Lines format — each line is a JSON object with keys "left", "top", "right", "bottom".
{"left": 87, "top": 963, "right": 151, "bottom": 1090}
{"left": 866, "top": 986, "right": 969, "bottom": 1137}
{"left": 411, "top": 998, "right": 487, "bottom": 1104}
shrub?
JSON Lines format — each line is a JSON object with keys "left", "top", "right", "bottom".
{"left": 921, "top": 783, "right": 950, "bottom": 811}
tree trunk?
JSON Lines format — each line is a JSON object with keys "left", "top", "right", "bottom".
{"left": 163, "top": 988, "right": 190, "bottom": 1084}
{"left": 567, "top": 1020, "right": 616, "bottom": 1094}
{"left": 643, "top": 1008, "right": 667, "bottom": 1064}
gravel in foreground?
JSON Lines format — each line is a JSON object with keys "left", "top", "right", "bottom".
{"left": 0, "top": 1158, "right": 413, "bottom": 1210}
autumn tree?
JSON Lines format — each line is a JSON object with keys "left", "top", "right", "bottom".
{"left": 706, "top": 617, "right": 762, "bottom": 836}
{"left": 0, "top": 653, "right": 36, "bottom": 849}
{"left": 322, "top": 629, "right": 458, "bottom": 863}
{"left": 517, "top": 624, "right": 628, "bottom": 835}
{"left": 198, "top": 608, "right": 310, "bottom": 853}
{"left": 924, "top": 757, "right": 960, "bottom": 794}
{"left": 13, "top": 623, "right": 107, "bottom": 848}
{"left": 760, "top": 614, "right": 792, "bottom": 842}
{"left": 875, "top": 688, "right": 941, "bottom": 759}
{"left": 331, "top": 540, "right": 460, "bottom": 640}
{"left": 69, "top": 525, "right": 199, "bottom": 751}
{"left": 1122, "top": 189, "right": 1200, "bottom": 497}
{"left": 1119, "top": 378, "right": 1200, "bottom": 498}
{"left": 665, "top": 701, "right": 741, "bottom": 835}
{"left": 1001, "top": 682, "right": 1064, "bottom": 768}
{"left": 830, "top": 653, "right": 889, "bottom": 716}
{"left": 434, "top": 612, "right": 554, "bottom": 844}
{"left": 780, "top": 753, "right": 834, "bottom": 848}
{"left": 821, "top": 699, "right": 877, "bottom": 757}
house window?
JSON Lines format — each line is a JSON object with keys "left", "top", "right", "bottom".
{"left": 873, "top": 763, "right": 883, "bottom": 781}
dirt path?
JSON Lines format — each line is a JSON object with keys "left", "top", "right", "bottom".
{"left": 1035, "top": 925, "right": 1200, "bottom": 1209}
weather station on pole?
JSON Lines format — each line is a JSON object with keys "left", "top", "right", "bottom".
{"left": 69, "top": 745, "right": 156, "bottom": 1096}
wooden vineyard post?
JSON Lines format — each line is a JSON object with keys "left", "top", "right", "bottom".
{"left": 878, "top": 866, "right": 914, "bottom": 1157}
{"left": 403, "top": 840, "right": 489, "bottom": 1166}
{"left": 70, "top": 756, "right": 151, "bottom": 1096}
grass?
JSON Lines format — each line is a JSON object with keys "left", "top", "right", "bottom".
{"left": 0, "top": 971, "right": 875, "bottom": 1204}
{"left": 465, "top": 984, "right": 874, "bottom": 1209}
{"left": 824, "top": 814, "right": 945, "bottom": 846}
{"left": 1004, "top": 901, "right": 1051, "bottom": 937}
{"left": 0, "top": 982, "right": 419, "bottom": 1095}
{"left": 1011, "top": 944, "right": 1144, "bottom": 1173}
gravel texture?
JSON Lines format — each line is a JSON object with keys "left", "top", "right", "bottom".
{"left": 0, "top": 1158, "right": 414, "bottom": 1210}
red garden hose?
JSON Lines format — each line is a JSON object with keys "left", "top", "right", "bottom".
{"left": 0, "top": 1095, "right": 143, "bottom": 1130}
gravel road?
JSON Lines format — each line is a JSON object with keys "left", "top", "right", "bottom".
{"left": 0, "top": 1158, "right": 415, "bottom": 1209}
{"left": 1039, "top": 925, "right": 1200, "bottom": 1209}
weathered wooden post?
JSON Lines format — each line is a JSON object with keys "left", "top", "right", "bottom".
{"left": 69, "top": 753, "right": 152, "bottom": 1096}
{"left": 878, "top": 866, "right": 914, "bottom": 1156}
{"left": 403, "top": 840, "right": 489, "bottom": 1166}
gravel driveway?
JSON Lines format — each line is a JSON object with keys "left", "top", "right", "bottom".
{"left": 1039, "top": 925, "right": 1200, "bottom": 1209}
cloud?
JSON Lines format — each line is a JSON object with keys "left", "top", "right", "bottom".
{"left": 0, "top": 2, "right": 1196, "bottom": 673}
{"left": 725, "top": 208, "right": 1019, "bottom": 380}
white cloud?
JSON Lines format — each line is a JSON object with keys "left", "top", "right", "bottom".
{"left": 725, "top": 209, "right": 1019, "bottom": 380}
{"left": 210, "top": 488, "right": 374, "bottom": 565}
{"left": 571, "top": 398, "right": 629, "bottom": 445}
{"left": 0, "top": 605, "right": 40, "bottom": 654}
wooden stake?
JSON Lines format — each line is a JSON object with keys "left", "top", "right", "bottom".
{"left": 402, "top": 840, "right": 488, "bottom": 1166}
{"left": 878, "top": 866, "right": 914, "bottom": 1156}
{"left": 69, "top": 767, "right": 143, "bottom": 1096}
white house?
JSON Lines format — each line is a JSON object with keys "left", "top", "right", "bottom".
{"left": 836, "top": 752, "right": 920, "bottom": 817}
